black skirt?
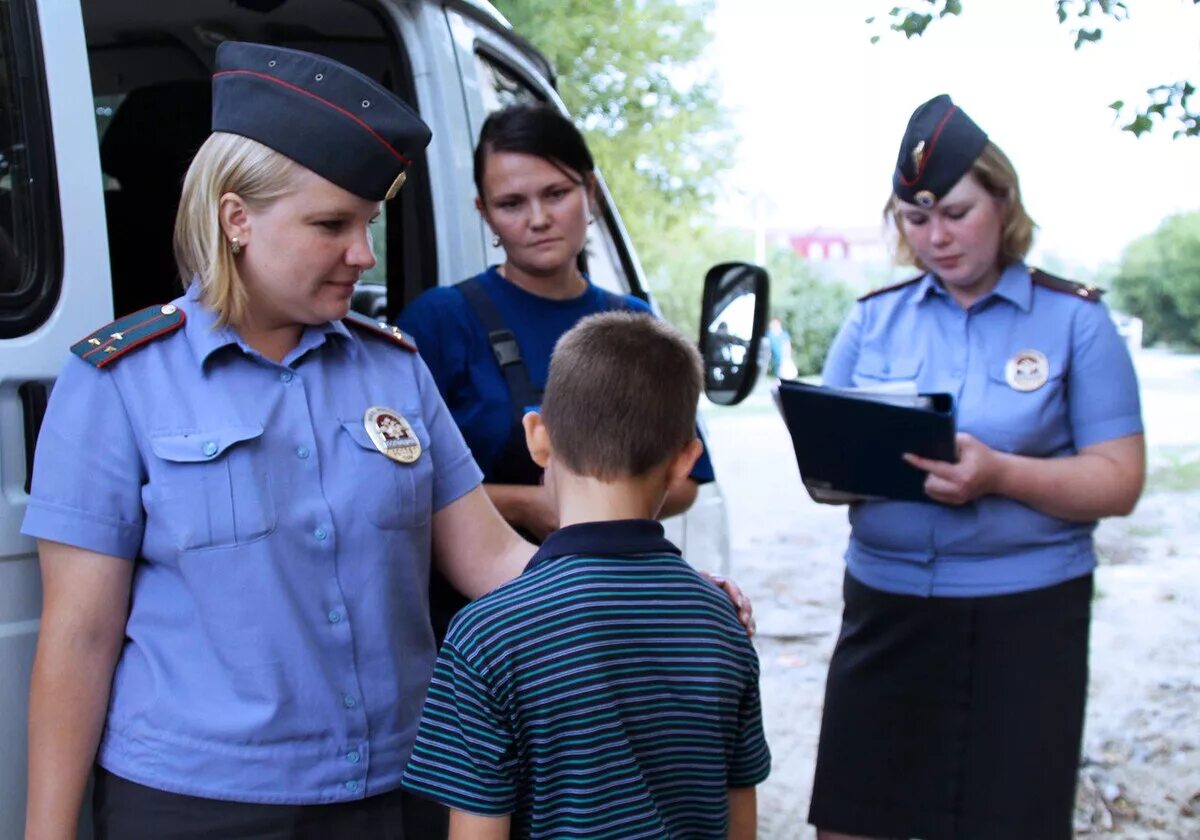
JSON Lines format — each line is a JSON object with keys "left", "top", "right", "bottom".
{"left": 92, "top": 768, "right": 448, "bottom": 840}
{"left": 808, "top": 571, "right": 1093, "bottom": 840}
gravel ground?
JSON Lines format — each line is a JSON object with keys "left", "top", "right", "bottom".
{"left": 700, "top": 348, "right": 1200, "bottom": 839}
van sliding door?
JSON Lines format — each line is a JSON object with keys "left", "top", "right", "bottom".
{"left": 0, "top": 0, "right": 110, "bottom": 836}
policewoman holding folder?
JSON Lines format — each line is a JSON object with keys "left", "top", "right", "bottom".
{"left": 809, "top": 95, "right": 1145, "bottom": 840}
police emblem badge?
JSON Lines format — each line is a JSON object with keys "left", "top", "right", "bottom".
{"left": 363, "top": 406, "right": 422, "bottom": 463}
{"left": 1004, "top": 349, "right": 1050, "bottom": 392}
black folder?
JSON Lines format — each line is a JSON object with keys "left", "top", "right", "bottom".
{"left": 775, "top": 380, "right": 957, "bottom": 503}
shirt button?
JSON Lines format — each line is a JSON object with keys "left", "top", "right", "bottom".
{"left": 314, "top": 527, "right": 328, "bottom": 541}
{"left": 345, "top": 780, "right": 359, "bottom": 793}
{"left": 297, "top": 446, "right": 310, "bottom": 460}
{"left": 202, "top": 441, "right": 218, "bottom": 457}
{"left": 280, "top": 371, "right": 294, "bottom": 383}
{"left": 346, "top": 750, "right": 361, "bottom": 764}
{"left": 328, "top": 610, "right": 341, "bottom": 624}
{"left": 343, "top": 694, "right": 356, "bottom": 709}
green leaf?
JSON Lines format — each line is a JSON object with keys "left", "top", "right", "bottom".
{"left": 898, "top": 11, "right": 933, "bottom": 38}
{"left": 1109, "top": 100, "right": 1125, "bottom": 111}
{"left": 865, "top": 16, "right": 876, "bottom": 24}
{"left": 1124, "top": 114, "right": 1154, "bottom": 137}
{"left": 1073, "top": 28, "right": 1103, "bottom": 49}
{"left": 870, "top": 34, "right": 881, "bottom": 44}
{"left": 1148, "top": 103, "right": 1169, "bottom": 118}
{"left": 942, "top": 0, "right": 962, "bottom": 16}
{"left": 1057, "top": 5, "right": 1068, "bottom": 24}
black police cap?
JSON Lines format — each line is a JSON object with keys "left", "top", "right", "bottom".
{"left": 892, "top": 94, "right": 988, "bottom": 208}
{"left": 212, "top": 41, "right": 432, "bottom": 202}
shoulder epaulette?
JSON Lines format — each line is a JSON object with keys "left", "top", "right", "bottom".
{"left": 1030, "top": 269, "right": 1104, "bottom": 302}
{"left": 70, "top": 303, "right": 186, "bottom": 368}
{"left": 857, "top": 274, "right": 924, "bottom": 302}
{"left": 343, "top": 311, "right": 417, "bottom": 352}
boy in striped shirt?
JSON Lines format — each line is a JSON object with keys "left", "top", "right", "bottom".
{"left": 402, "top": 311, "right": 770, "bottom": 839}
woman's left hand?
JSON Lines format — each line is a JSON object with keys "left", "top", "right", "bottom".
{"left": 903, "top": 432, "right": 1000, "bottom": 506}
{"left": 699, "top": 571, "right": 756, "bottom": 637}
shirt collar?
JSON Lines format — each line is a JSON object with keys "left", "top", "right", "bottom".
{"left": 180, "top": 281, "right": 356, "bottom": 368}
{"left": 914, "top": 261, "right": 1031, "bottom": 312}
{"left": 989, "top": 262, "right": 1033, "bottom": 311}
{"left": 527, "top": 519, "right": 682, "bottom": 573}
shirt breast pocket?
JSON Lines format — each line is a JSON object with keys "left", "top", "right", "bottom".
{"left": 339, "top": 419, "right": 433, "bottom": 530}
{"left": 146, "top": 425, "right": 275, "bottom": 551}
{"left": 983, "top": 356, "right": 1068, "bottom": 452}
{"left": 852, "top": 350, "right": 922, "bottom": 388}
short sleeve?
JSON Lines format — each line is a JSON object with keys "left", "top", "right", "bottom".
{"left": 727, "top": 663, "right": 772, "bottom": 788}
{"left": 821, "top": 304, "right": 863, "bottom": 388}
{"left": 1067, "top": 303, "right": 1143, "bottom": 449}
{"left": 691, "top": 425, "right": 716, "bottom": 483}
{"left": 414, "top": 352, "right": 484, "bottom": 512}
{"left": 21, "top": 354, "right": 145, "bottom": 559}
{"left": 401, "top": 641, "right": 518, "bottom": 816}
{"left": 397, "top": 287, "right": 473, "bottom": 404}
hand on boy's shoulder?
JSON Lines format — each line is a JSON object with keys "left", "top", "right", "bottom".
{"left": 697, "top": 570, "right": 756, "bottom": 637}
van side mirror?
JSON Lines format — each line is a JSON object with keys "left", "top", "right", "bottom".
{"left": 699, "top": 262, "right": 769, "bottom": 406}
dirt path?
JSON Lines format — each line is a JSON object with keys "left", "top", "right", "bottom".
{"left": 700, "top": 349, "right": 1200, "bottom": 839}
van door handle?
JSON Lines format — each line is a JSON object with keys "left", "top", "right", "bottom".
{"left": 18, "top": 382, "right": 47, "bottom": 494}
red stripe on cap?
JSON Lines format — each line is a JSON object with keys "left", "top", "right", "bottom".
{"left": 214, "top": 69, "right": 413, "bottom": 167}
{"left": 899, "top": 105, "right": 957, "bottom": 188}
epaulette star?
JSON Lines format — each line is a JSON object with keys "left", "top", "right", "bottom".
{"left": 343, "top": 311, "right": 418, "bottom": 352}
{"left": 70, "top": 304, "right": 186, "bottom": 368}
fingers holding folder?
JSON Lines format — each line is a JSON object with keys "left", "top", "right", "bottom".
{"left": 773, "top": 380, "right": 959, "bottom": 504}
{"left": 903, "top": 432, "right": 1001, "bottom": 505}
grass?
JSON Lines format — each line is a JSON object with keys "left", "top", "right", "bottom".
{"left": 1145, "top": 445, "right": 1200, "bottom": 493}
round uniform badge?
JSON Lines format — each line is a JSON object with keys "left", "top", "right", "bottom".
{"left": 1004, "top": 349, "right": 1050, "bottom": 392}
{"left": 363, "top": 406, "right": 422, "bottom": 464}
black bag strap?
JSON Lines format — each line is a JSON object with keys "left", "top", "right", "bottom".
{"left": 456, "top": 277, "right": 541, "bottom": 423}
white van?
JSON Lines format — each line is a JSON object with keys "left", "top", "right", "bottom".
{"left": 0, "top": 0, "right": 766, "bottom": 834}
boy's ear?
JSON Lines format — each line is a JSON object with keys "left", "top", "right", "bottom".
{"left": 522, "top": 411, "right": 552, "bottom": 468}
{"left": 669, "top": 437, "right": 704, "bottom": 484}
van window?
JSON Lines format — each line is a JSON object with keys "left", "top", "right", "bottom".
{"left": 473, "top": 50, "right": 636, "bottom": 297}
{"left": 82, "top": 0, "right": 429, "bottom": 321}
{"left": 0, "top": 0, "right": 61, "bottom": 337}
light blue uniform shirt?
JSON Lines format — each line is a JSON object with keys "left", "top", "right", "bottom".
{"left": 822, "top": 263, "right": 1142, "bottom": 597}
{"left": 22, "top": 286, "right": 482, "bottom": 804}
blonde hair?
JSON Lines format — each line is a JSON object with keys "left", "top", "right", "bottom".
{"left": 173, "top": 132, "right": 303, "bottom": 326}
{"left": 884, "top": 140, "right": 1037, "bottom": 271}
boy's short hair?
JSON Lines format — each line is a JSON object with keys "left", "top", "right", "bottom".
{"left": 541, "top": 311, "right": 702, "bottom": 480}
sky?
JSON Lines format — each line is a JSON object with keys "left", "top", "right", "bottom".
{"left": 705, "top": 0, "right": 1200, "bottom": 272}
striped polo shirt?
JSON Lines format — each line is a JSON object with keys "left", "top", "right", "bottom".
{"left": 402, "top": 519, "right": 770, "bottom": 838}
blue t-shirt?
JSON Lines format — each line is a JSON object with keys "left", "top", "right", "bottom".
{"left": 23, "top": 285, "right": 483, "bottom": 803}
{"left": 402, "top": 519, "right": 770, "bottom": 837}
{"left": 397, "top": 266, "right": 715, "bottom": 483}
{"left": 822, "top": 263, "right": 1143, "bottom": 597}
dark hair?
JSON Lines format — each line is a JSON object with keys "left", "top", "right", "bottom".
{"left": 473, "top": 102, "right": 594, "bottom": 196}
{"left": 541, "top": 311, "right": 701, "bottom": 480}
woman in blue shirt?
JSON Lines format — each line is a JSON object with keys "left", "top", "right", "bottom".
{"left": 808, "top": 95, "right": 1145, "bottom": 840}
{"left": 399, "top": 104, "right": 713, "bottom": 541}
{"left": 397, "top": 104, "right": 715, "bottom": 639}
{"left": 22, "top": 42, "right": 530, "bottom": 839}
